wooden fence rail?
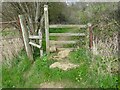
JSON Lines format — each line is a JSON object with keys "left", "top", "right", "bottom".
{"left": 49, "top": 24, "right": 87, "bottom": 28}
{"left": 50, "top": 40, "right": 79, "bottom": 45}
{"left": 29, "top": 35, "right": 40, "bottom": 39}
{"left": 57, "top": 48, "right": 77, "bottom": 51}
{"left": 49, "top": 33, "right": 85, "bottom": 36}
{"left": 29, "top": 42, "right": 41, "bottom": 49}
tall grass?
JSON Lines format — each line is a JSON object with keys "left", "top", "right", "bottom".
{"left": 2, "top": 48, "right": 118, "bottom": 88}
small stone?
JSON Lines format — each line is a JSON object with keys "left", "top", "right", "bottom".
{"left": 57, "top": 49, "right": 71, "bottom": 59}
{"left": 50, "top": 46, "right": 57, "bottom": 52}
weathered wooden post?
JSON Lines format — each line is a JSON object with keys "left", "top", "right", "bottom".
{"left": 44, "top": 5, "right": 50, "bottom": 54}
{"left": 89, "top": 23, "right": 93, "bottom": 50}
{"left": 38, "top": 30, "right": 43, "bottom": 57}
{"left": 86, "top": 23, "right": 90, "bottom": 50}
{"left": 87, "top": 23, "right": 93, "bottom": 50}
{"left": 86, "top": 23, "right": 93, "bottom": 53}
{"left": 19, "top": 15, "right": 33, "bottom": 61}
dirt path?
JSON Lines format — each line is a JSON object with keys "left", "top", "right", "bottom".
{"left": 40, "top": 29, "right": 80, "bottom": 88}
{"left": 40, "top": 81, "right": 64, "bottom": 88}
{"left": 40, "top": 80, "right": 80, "bottom": 88}
{"left": 40, "top": 30, "right": 79, "bottom": 88}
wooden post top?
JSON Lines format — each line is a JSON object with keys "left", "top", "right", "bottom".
{"left": 44, "top": 5, "right": 48, "bottom": 11}
{"left": 87, "top": 23, "right": 92, "bottom": 27}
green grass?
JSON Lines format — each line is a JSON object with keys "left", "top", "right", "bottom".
{"left": 2, "top": 48, "right": 118, "bottom": 88}
{"left": 2, "top": 28, "right": 118, "bottom": 88}
{"left": 2, "top": 50, "right": 31, "bottom": 87}
{"left": 49, "top": 28, "right": 70, "bottom": 33}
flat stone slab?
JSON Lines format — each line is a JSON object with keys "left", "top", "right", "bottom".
{"left": 50, "top": 61, "right": 79, "bottom": 71}
{"left": 52, "top": 49, "right": 72, "bottom": 60}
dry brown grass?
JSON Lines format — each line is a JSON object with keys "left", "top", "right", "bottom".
{"left": 2, "top": 38, "right": 24, "bottom": 64}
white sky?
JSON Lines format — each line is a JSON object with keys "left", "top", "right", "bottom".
{"left": 1, "top": 0, "right": 120, "bottom": 2}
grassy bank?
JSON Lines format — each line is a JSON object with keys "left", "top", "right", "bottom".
{"left": 2, "top": 48, "right": 118, "bottom": 88}
{"left": 2, "top": 28, "right": 118, "bottom": 88}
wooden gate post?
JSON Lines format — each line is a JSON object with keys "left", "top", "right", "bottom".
{"left": 19, "top": 15, "right": 33, "bottom": 61}
{"left": 38, "top": 30, "right": 43, "bottom": 57}
{"left": 87, "top": 23, "right": 93, "bottom": 50}
{"left": 44, "top": 5, "right": 50, "bottom": 54}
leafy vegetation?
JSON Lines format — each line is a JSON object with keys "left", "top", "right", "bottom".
{"left": 2, "top": 48, "right": 118, "bottom": 88}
